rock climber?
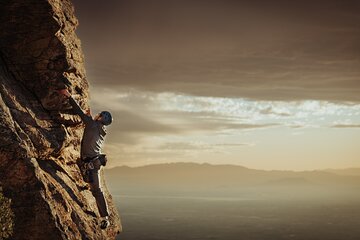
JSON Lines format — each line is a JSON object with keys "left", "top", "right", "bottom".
{"left": 59, "top": 89, "right": 112, "bottom": 229}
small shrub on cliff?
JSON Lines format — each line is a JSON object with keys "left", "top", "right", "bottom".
{"left": 0, "top": 189, "right": 14, "bottom": 240}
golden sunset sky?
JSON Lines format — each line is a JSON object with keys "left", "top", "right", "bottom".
{"left": 72, "top": 0, "right": 360, "bottom": 170}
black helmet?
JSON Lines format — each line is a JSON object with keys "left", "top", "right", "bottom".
{"left": 100, "top": 111, "right": 113, "bottom": 125}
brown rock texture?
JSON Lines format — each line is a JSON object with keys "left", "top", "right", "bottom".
{"left": 0, "top": 0, "right": 121, "bottom": 239}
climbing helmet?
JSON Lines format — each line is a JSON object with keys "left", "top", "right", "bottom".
{"left": 99, "top": 111, "right": 113, "bottom": 125}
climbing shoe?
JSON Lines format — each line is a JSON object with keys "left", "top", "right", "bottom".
{"left": 100, "top": 218, "right": 110, "bottom": 229}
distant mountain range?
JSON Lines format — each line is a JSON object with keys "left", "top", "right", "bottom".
{"left": 105, "top": 163, "right": 360, "bottom": 194}
{"left": 323, "top": 168, "right": 360, "bottom": 176}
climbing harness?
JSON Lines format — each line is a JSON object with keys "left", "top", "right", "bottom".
{"left": 80, "top": 154, "right": 107, "bottom": 183}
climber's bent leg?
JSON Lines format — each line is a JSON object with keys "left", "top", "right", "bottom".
{"left": 89, "top": 169, "right": 109, "bottom": 217}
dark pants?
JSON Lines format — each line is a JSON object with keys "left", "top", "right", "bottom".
{"left": 88, "top": 162, "right": 109, "bottom": 217}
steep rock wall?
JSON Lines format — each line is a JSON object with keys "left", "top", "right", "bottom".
{"left": 0, "top": 0, "right": 121, "bottom": 239}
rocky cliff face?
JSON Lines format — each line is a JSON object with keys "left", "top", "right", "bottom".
{"left": 0, "top": 0, "right": 121, "bottom": 239}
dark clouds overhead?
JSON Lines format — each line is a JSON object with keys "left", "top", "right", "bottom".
{"left": 73, "top": 0, "right": 360, "bottom": 102}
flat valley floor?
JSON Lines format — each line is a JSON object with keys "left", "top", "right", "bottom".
{"left": 114, "top": 194, "right": 360, "bottom": 240}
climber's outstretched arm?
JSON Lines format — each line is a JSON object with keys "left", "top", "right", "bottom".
{"left": 59, "top": 89, "right": 92, "bottom": 123}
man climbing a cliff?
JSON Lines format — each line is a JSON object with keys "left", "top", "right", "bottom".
{"left": 59, "top": 89, "right": 112, "bottom": 230}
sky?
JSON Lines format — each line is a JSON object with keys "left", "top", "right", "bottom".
{"left": 72, "top": 0, "right": 360, "bottom": 170}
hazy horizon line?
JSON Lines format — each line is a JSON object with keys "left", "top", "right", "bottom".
{"left": 106, "top": 161, "right": 360, "bottom": 172}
